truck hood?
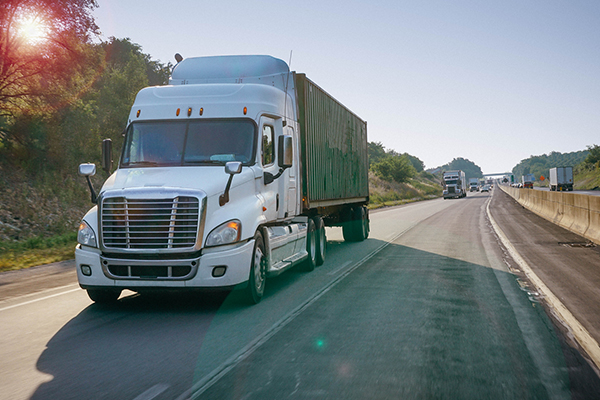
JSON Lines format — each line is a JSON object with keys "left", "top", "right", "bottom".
{"left": 100, "top": 166, "right": 254, "bottom": 198}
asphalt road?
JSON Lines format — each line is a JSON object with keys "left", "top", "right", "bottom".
{"left": 1, "top": 190, "right": 599, "bottom": 399}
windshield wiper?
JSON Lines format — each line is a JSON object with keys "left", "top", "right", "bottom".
{"left": 125, "top": 161, "right": 160, "bottom": 167}
{"left": 184, "top": 160, "right": 225, "bottom": 165}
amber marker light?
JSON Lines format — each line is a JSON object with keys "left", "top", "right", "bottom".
{"left": 136, "top": 110, "right": 141, "bottom": 118}
{"left": 243, "top": 107, "right": 247, "bottom": 115}
{"left": 199, "top": 108, "right": 204, "bottom": 116}
{"left": 176, "top": 108, "right": 181, "bottom": 116}
{"left": 188, "top": 107, "right": 192, "bottom": 117}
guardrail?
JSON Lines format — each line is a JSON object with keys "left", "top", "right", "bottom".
{"left": 499, "top": 186, "right": 600, "bottom": 245}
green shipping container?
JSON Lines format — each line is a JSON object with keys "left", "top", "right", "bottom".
{"left": 295, "top": 74, "right": 369, "bottom": 210}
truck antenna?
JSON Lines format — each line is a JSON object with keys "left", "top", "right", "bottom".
{"left": 283, "top": 50, "right": 293, "bottom": 127}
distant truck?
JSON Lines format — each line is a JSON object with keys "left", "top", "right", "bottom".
{"left": 521, "top": 174, "right": 535, "bottom": 189}
{"left": 468, "top": 178, "right": 479, "bottom": 192}
{"left": 76, "top": 55, "right": 369, "bottom": 304}
{"left": 549, "top": 167, "right": 573, "bottom": 191}
{"left": 443, "top": 170, "right": 467, "bottom": 199}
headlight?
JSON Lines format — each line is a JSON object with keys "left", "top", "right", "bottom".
{"left": 78, "top": 220, "right": 97, "bottom": 248}
{"left": 206, "top": 220, "right": 241, "bottom": 247}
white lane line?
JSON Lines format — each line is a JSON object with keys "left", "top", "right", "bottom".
{"left": 132, "top": 383, "right": 170, "bottom": 400}
{"left": 0, "top": 288, "right": 81, "bottom": 312}
{"left": 327, "top": 261, "right": 352, "bottom": 275}
{"left": 177, "top": 220, "right": 423, "bottom": 400}
{"left": 486, "top": 195, "right": 600, "bottom": 371}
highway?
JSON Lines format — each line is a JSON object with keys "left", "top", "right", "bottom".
{"left": 1, "top": 189, "right": 599, "bottom": 399}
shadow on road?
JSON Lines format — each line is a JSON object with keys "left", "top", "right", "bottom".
{"left": 29, "top": 237, "right": 600, "bottom": 400}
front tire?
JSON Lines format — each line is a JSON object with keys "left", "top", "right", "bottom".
{"left": 303, "top": 218, "right": 317, "bottom": 271}
{"left": 87, "top": 289, "right": 121, "bottom": 304}
{"left": 246, "top": 232, "right": 267, "bottom": 304}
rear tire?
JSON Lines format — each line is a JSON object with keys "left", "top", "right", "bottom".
{"left": 246, "top": 232, "right": 266, "bottom": 304}
{"left": 87, "top": 289, "right": 121, "bottom": 304}
{"left": 343, "top": 206, "right": 369, "bottom": 242}
{"left": 313, "top": 216, "right": 326, "bottom": 266}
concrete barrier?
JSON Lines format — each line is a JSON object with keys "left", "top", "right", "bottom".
{"left": 499, "top": 186, "right": 600, "bottom": 245}
{"left": 585, "top": 196, "right": 600, "bottom": 245}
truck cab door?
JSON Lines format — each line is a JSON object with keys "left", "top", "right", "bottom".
{"left": 280, "top": 125, "right": 297, "bottom": 219}
{"left": 259, "top": 117, "right": 280, "bottom": 222}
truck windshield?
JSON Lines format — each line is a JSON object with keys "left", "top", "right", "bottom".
{"left": 121, "top": 119, "right": 256, "bottom": 167}
{"left": 445, "top": 180, "right": 458, "bottom": 185}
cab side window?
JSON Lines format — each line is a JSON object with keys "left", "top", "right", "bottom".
{"left": 262, "top": 125, "right": 275, "bottom": 166}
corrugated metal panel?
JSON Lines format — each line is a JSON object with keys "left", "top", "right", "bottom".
{"left": 296, "top": 74, "right": 369, "bottom": 209}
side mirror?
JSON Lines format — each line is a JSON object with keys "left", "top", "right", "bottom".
{"left": 79, "top": 163, "right": 96, "bottom": 177}
{"left": 78, "top": 163, "right": 98, "bottom": 203}
{"left": 220, "top": 162, "right": 242, "bottom": 206}
{"left": 225, "top": 161, "right": 242, "bottom": 175}
{"left": 102, "top": 139, "right": 112, "bottom": 173}
{"left": 278, "top": 135, "right": 293, "bottom": 168}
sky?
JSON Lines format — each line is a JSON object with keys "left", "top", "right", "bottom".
{"left": 93, "top": 0, "right": 600, "bottom": 174}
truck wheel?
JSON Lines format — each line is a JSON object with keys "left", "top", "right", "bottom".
{"left": 246, "top": 232, "right": 267, "bottom": 304}
{"left": 303, "top": 218, "right": 317, "bottom": 271}
{"left": 343, "top": 206, "right": 368, "bottom": 242}
{"left": 356, "top": 206, "right": 369, "bottom": 241}
{"left": 313, "top": 216, "right": 326, "bottom": 266}
{"left": 87, "top": 289, "right": 121, "bottom": 304}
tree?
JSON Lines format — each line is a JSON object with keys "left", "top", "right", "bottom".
{"left": 404, "top": 153, "right": 425, "bottom": 172}
{"left": 371, "top": 154, "right": 416, "bottom": 183}
{"left": 584, "top": 144, "right": 600, "bottom": 168}
{"left": 368, "top": 141, "right": 387, "bottom": 167}
{"left": 0, "top": 0, "right": 99, "bottom": 118}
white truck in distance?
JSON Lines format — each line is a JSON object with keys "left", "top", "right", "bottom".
{"left": 442, "top": 170, "right": 467, "bottom": 199}
{"left": 468, "top": 178, "right": 479, "bottom": 192}
{"left": 76, "top": 55, "right": 370, "bottom": 304}
{"left": 549, "top": 167, "right": 573, "bottom": 191}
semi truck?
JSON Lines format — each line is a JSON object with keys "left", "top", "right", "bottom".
{"left": 549, "top": 167, "right": 573, "bottom": 191}
{"left": 521, "top": 174, "right": 535, "bottom": 189}
{"left": 468, "top": 178, "right": 479, "bottom": 192}
{"left": 442, "top": 170, "right": 467, "bottom": 199}
{"left": 76, "top": 55, "right": 369, "bottom": 304}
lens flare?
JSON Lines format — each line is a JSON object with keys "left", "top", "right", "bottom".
{"left": 16, "top": 14, "right": 49, "bottom": 45}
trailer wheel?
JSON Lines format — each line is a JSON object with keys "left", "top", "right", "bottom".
{"left": 87, "top": 289, "right": 121, "bottom": 304}
{"left": 313, "top": 216, "right": 326, "bottom": 266}
{"left": 343, "top": 206, "right": 369, "bottom": 242}
{"left": 303, "top": 218, "right": 317, "bottom": 271}
{"left": 246, "top": 232, "right": 266, "bottom": 304}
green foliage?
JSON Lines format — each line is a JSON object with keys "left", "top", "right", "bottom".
{"left": 512, "top": 150, "right": 589, "bottom": 180}
{"left": 584, "top": 144, "right": 600, "bottom": 168}
{"left": 368, "top": 141, "right": 387, "bottom": 166}
{"left": 368, "top": 141, "right": 423, "bottom": 183}
{"left": 0, "top": 0, "right": 99, "bottom": 118}
{"left": 439, "top": 158, "right": 483, "bottom": 181}
{"left": 0, "top": 37, "right": 170, "bottom": 174}
{"left": 405, "top": 153, "right": 425, "bottom": 172}
{"left": 371, "top": 154, "right": 416, "bottom": 183}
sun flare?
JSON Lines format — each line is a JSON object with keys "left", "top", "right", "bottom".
{"left": 16, "top": 14, "right": 50, "bottom": 45}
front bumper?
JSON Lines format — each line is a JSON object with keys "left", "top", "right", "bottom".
{"left": 75, "top": 240, "right": 254, "bottom": 290}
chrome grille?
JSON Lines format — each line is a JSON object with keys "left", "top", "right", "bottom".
{"left": 101, "top": 196, "right": 200, "bottom": 250}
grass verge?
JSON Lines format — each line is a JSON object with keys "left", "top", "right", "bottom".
{"left": 0, "top": 232, "right": 77, "bottom": 273}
